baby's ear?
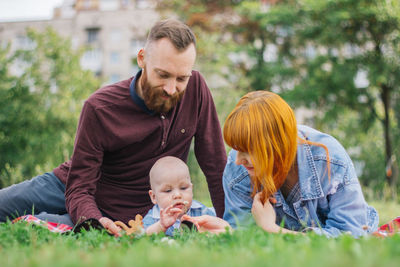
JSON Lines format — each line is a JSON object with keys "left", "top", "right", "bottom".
{"left": 149, "top": 190, "right": 157, "bottom": 205}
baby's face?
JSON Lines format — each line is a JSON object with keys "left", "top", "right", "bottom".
{"left": 150, "top": 172, "right": 193, "bottom": 214}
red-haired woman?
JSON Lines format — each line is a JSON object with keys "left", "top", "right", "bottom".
{"left": 221, "top": 90, "right": 378, "bottom": 237}
{"left": 184, "top": 91, "right": 379, "bottom": 237}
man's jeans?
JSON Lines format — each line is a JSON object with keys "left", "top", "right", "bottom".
{"left": 0, "top": 172, "right": 73, "bottom": 226}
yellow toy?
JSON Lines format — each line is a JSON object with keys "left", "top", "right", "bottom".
{"left": 114, "top": 214, "right": 145, "bottom": 236}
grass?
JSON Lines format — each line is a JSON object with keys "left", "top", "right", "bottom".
{"left": 369, "top": 200, "right": 399, "bottom": 225}
{"left": 1, "top": 201, "right": 399, "bottom": 267}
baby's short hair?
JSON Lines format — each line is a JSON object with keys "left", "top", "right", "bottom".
{"left": 149, "top": 156, "right": 190, "bottom": 188}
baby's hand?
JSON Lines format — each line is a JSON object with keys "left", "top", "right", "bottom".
{"left": 159, "top": 205, "right": 183, "bottom": 231}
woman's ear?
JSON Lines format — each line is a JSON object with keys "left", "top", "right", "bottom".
{"left": 149, "top": 190, "right": 157, "bottom": 205}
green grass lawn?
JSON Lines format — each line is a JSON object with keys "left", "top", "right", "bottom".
{"left": 1, "top": 201, "right": 399, "bottom": 267}
{"left": 369, "top": 200, "right": 399, "bottom": 225}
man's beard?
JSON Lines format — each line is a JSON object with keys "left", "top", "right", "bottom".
{"left": 140, "top": 68, "right": 185, "bottom": 114}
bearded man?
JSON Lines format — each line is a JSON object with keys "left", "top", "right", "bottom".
{"left": 0, "top": 19, "right": 227, "bottom": 236}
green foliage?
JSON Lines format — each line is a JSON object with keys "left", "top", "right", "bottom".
{"left": 318, "top": 110, "right": 386, "bottom": 191}
{"left": 278, "top": 0, "right": 400, "bottom": 193}
{"left": 0, "top": 28, "right": 101, "bottom": 188}
{"left": 2, "top": 1, "right": 399, "bottom": 199}
{"left": 241, "top": 0, "right": 400, "bottom": 193}
{"left": 158, "top": 0, "right": 400, "bottom": 195}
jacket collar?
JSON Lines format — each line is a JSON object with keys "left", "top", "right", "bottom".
{"left": 274, "top": 128, "right": 325, "bottom": 206}
{"left": 296, "top": 128, "right": 325, "bottom": 201}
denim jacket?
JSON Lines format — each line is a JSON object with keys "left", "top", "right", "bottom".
{"left": 223, "top": 125, "right": 379, "bottom": 238}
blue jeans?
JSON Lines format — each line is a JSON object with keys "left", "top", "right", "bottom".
{"left": 0, "top": 172, "right": 73, "bottom": 226}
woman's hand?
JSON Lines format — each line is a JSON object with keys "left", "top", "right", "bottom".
{"left": 181, "top": 215, "right": 232, "bottom": 234}
{"left": 251, "top": 192, "right": 280, "bottom": 233}
{"left": 99, "top": 217, "right": 122, "bottom": 237}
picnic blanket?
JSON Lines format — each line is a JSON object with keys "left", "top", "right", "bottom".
{"left": 12, "top": 215, "right": 73, "bottom": 233}
{"left": 12, "top": 215, "right": 400, "bottom": 237}
{"left": 372, "top": 216, "right": 400, "bottom": 237}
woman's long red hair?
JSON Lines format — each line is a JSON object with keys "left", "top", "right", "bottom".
{"left": 224, "top": 91, "right": 329, "bottom": 202}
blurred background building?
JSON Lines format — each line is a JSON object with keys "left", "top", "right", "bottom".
{"left": 0, "top": 0, "right": 159, "bottom": 84}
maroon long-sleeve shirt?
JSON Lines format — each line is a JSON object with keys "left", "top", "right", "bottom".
{"left": 53, "top": 70, "right": 227, "bottom": 224}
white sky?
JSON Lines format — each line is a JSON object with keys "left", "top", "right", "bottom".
{"left": 0, "top": 0, "right": 64, "bottom": 22}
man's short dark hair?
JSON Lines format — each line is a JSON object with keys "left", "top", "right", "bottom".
{"left": 146, "top": 19, "right": 196, "bottom": 51}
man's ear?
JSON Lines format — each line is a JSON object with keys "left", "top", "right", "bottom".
{"left": 149, "top": 190, "right": 157, "bottom": 205}
{"left": 137, "top": 48, "right": 145, "bottom": 68}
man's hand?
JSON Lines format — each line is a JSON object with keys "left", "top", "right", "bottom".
{"left": 181, "top": 215, "right": 232, "bottom": 234}
{"left": 99, "top": 217, "right": 122, "bottom": 237}
{"left": 251, "top": 192, "right": 280, "bottom": 233}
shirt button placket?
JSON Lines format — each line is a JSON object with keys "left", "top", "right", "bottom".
{"left": 160, "top": 114, "right": 167, "bottom": 148}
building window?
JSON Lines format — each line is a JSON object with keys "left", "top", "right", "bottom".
{"left": 76, "top": 0, "right": 98, "bottom": 10}
{"left": 80, "top": 48, "right": 102, "bottom": 72}
{"left": 86, "top": 28, "right": 100, "bottom": 44}
{"left": 110, "top": 52, "right": 120, "bottom": 64}
{"left": 99, "top": 0, "right": 119, "bottom": 11}
{"left": 83, "top": 0, "right": 92, "bottom": 9}
{"left": 136, "top": 0, "right": 151, "bottom": 9}
{"left": 121, "top": 0, "right": 130, "bottom": 8}
{"left": 15, "top": 35, "right": 35, "bottom": 50}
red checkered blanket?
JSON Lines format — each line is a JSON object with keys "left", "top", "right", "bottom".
{"left": 12, "top": 215, "right": 73, "bottom": 233}
{"left": 372, "top": 216, "right": 400, "bottom": 237}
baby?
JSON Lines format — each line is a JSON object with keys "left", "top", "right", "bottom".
{"left": 143, "top": 156, "right": 216, "bottom": 235}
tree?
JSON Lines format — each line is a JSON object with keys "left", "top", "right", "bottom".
{"left": 157, "top": 0, "right": 400, "bottom": 195}
{"left": 0, "top": 28, "right": 101, "bottom": 188}
{"left": 277, "top": 0, "right": 400, "bottom": 194}
{"left": 244, "top": 0, "right": 400, "bottom": 194}
{"left": 155, "top": 1, "right": 249, "bottom": 201}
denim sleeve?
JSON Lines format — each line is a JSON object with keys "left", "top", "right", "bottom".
{"left": 305, "top": 164, "right": 377, "bottom": 238}
{"left": 222, "top": 150, "right": 253, "bottom": 228}
{"left": 142, "top": 214, "right": 177, "bottom": 236}
{"left": 142, "top": 212, "right": 158, "bottom": 229}
{"left": 203, "top": 207, "right": 216, "bottom": 217}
